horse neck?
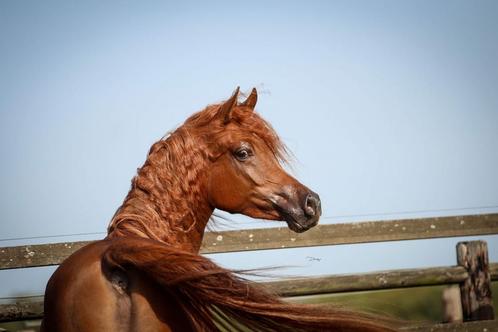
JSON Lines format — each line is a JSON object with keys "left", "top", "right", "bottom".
{"left": 107, "top": 133, "right": 213, "bottom": 253}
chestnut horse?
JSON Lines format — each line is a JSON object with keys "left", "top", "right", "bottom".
{"left": 41, "top": 88, "right": 396, "bottom": 331}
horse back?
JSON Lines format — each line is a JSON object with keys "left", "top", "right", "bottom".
{"left": 41, "top": 239, "right": 191, "bottom": 332}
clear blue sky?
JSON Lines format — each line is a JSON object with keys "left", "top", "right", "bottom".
{"left": 1, "top": 0, "right": 497, "bottom": 298}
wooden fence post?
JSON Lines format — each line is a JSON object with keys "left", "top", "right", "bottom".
{"left": 442, "top": 285, "right": 463, "bottom": 323}
{"left": 456, "top": 241, "right": 495, "bottom": 321}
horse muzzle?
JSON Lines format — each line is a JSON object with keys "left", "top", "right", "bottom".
{"left": 273, "top": 187, "right": 322, "bottom": 233}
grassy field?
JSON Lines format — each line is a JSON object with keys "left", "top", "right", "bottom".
{"left": 291, "top": 281, "right": 498, "bottom": 323}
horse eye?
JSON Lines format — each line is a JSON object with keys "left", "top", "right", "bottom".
{"left": 234, "top": 148, "right": 251, "bottom": 161}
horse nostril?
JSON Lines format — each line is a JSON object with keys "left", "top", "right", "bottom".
{"left": 304, "top": 194, "right": 320, "bottom": 217}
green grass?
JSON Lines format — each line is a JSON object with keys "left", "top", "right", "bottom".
{"left": 289, "top": 281, "right": 498, "bottom": 322}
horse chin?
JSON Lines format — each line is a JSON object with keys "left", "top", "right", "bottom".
{"left": 284, "top": 215, "right": 319, "bottom": 233}
{"left": 286, "top": 220, "right": 308, "bottom": 233}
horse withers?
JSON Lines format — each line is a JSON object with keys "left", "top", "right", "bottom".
{"left": 41, "top": 88, "right": 396, "bottom": 331}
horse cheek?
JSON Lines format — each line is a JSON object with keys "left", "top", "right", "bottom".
{"left": 208, "top": 160, "right": 250, "bottom": 213}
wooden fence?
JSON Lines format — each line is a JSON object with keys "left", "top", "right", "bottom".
{"left": 1, "top": 213, "right": 497, "bottom": 331}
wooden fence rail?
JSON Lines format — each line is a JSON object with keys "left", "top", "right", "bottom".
{"left": 266, "top": 263, "right": 498, "bottom": 297}
{"left": 2, "top": 263, "right": 497, "bottom": 322}
{"left": 2, "top": 213, "right": 497, "bottom": 270}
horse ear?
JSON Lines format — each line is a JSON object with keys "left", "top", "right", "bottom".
{"left": 219, "top": 87, "right": 240, "bottom": 124}
{"left": 240, "top": 88, "right": 258, "bottom": 110}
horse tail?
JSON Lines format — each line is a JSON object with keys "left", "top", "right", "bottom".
{"left": 102, "top": 236, "right": 399, "bottom": 332}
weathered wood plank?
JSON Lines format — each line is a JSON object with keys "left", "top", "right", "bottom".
{"left": 201, "top": 213, "right": 498, "bottom": 254}
{"left": 442, "top": 285, "right": 463, "bottom": 323}
{"left": 490, "top": 262, "right": 498, "bottom": 279}
{"left": 0, "top": 241, "right": 90, "bottom": 270}
{"left": 457, "top": 241, "right": 495, "bottom": 321}
{"left": 1, "top": 297, "right": 496, "bottom": 332}
{"left": 403, "top": 320, "right": 498, "bottom": 331}
{"left": 1, "top": 213, "right": 497, "bottom": 270}
{"left": 0, "top": 298, "right": 43, "bottom": 322}
{"left": 1, "top": 263, "right": 497, "bottom": 322}
{"left": 264, "top": 265, "right": 470, "bottom": 296}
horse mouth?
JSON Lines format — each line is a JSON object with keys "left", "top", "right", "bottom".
{"left": 275, "top": 206, "right": 319, "bottom": 233}
{"left": 286, "top": 217, "right": 319, "bottom": 233}
{"left": 286, "top": 220, "right": 310, "bottom": 233}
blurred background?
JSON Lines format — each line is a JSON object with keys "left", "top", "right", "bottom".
{"left": 1, "top": 1, "right": 498, "bottom": 329}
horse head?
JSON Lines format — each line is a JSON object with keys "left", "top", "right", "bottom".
{"left": 198, "top": 87, "right": 322, "bottom": 233}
